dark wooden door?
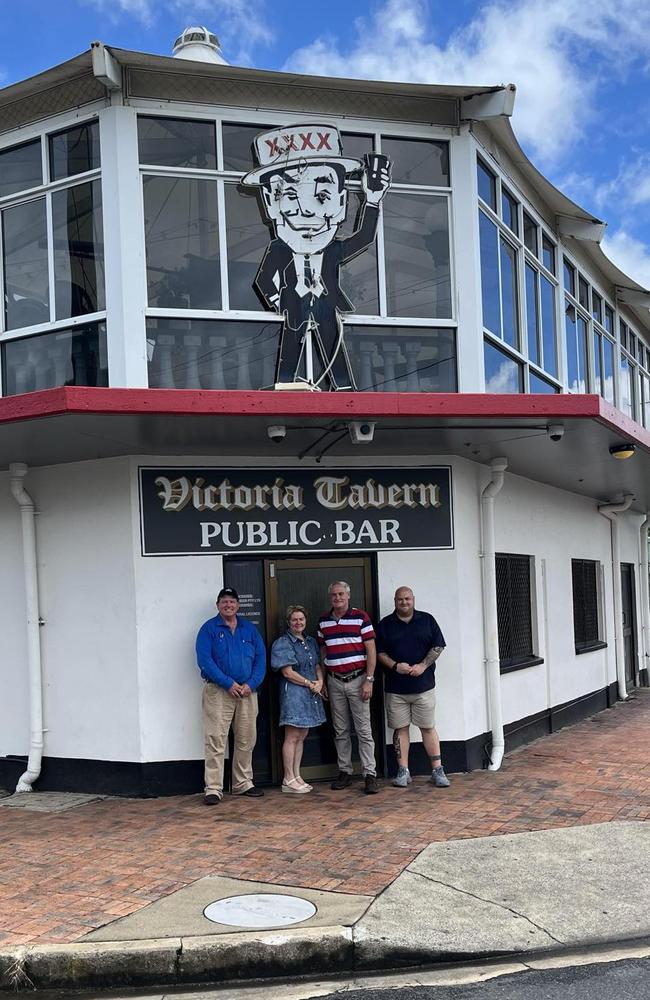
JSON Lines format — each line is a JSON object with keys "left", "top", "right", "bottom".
{"left": 265, "top": 556, "right": 380, "bottom": 782}
{"left": 621, "top": 563, "right": 637, "bottom": 688}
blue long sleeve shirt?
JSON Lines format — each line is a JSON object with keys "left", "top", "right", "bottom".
{"left": 196, "top": 614, "right": 266, "bottom": 691}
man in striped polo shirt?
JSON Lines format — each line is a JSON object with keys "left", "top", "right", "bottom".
{"left": 318, "top": 581, "right": 379, "bottom": 794}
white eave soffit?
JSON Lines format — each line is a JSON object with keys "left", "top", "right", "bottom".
{"left": 460, "top": 85, "right": 516, "bottom": 121}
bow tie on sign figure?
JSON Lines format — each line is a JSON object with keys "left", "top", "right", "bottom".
{"left": 243, "top": 124, "right": 392, "bottom": 390}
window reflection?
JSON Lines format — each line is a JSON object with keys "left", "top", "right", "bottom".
{"left": 619, "top": 355, "right": 635, "bottom": 418}
{"left": 477, "top": 160, "right": 496, "bottom": 210}
{"left": 540, "top": 276, "right": 556, "bottom": 377}
{"left": 138, "top": 117, "right": 216, "bottom": 169}
{"left": 499, "top": 237, "right": 518, "bottom": 348}
{"left": 381, "top": 137, "right": 449, "bottom": 186}
{"left": 0, "top": 139, "right": 42, "bottom": 198}
{"left": 479, "top": 211, "right": 499, "bottom": 335}
{"left": 147, "top": 318, "right": 280, "bottom": 389}
{"left": 484, "top": 339, "right": 522, "bottom": 392}
{"left": 345, "top": 325, "right": 456, "bottom": 391}
{"left": 144, "top": 176, "right": 220, "bottom": 309}
{"left": 2, "top": 198, "right": 49, "bottom": 330}
{"left": 384, "top": 192, "right": 451, "bottom": 318}
{"left": 339, "top": 192, "right": 379, "bottom": 315}
{"left": 225, "top": 184, "right": 270, "bottom": 310}
{"left": 52, "top": 180, "right": 105, "bottom": 320}
{"left": 525, "top": 264, "right": 539, "bottom": 365}
{"left": 565, "top": 302, "right": 588, "bottom": 392}
{"left": 49, "top": 121, "right": 100, "bottom": 181}
{"left": 222, "top": 123, "right": 273, "bottom": 172}
{"left": 529, "top": 372, "right": 558, "bottom": 393}
{"left": 2, "top": 322, "right": 107, "bottom": 395}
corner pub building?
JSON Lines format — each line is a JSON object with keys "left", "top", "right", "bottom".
{"left": 1, "top": 26, "right": 649, "bottom": 797}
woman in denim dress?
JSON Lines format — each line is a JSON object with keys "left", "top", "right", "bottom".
{"left": 271, "top": 605, "right": 327, "bottom": 793}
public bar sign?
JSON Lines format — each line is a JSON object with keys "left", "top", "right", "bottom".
{"left": 139, "top": 467, "right": 453, "bottom": 555}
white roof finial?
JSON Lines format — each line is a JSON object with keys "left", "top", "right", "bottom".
{"left": 172, "top": 26, "right": 228, "bottom": 65}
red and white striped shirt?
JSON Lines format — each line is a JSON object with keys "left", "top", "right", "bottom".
{"left": 317, "top": 608, "right": 376, "bottom": 674}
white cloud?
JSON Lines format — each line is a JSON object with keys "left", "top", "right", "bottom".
{"left": 82, "top": 0, "right": 272, "bottom": 61}
{"left": 284, "top": 0, "right": 650, "bottom": 167}
{"left": 602, "top": 230, "right": 650, "bottom": 289}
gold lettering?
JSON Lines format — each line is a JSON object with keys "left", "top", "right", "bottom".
{"left": 314, "top": 475, "right": 349, "bottom": 510}
{"left": 155, "top": 476, "right": 192, "bottom": 512}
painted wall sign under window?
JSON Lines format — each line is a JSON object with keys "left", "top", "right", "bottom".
{"left": 139, "top": 467, "right": 453, "bottom": 555}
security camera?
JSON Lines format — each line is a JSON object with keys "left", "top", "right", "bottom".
{"left": 348, "top": 421, "right": 376, "bottom": 444}
{"left": 547, "top": 423, "right": 564, "bottom": 442}
{"left": 267, "top": 424, "right": 286, "bottom": 444}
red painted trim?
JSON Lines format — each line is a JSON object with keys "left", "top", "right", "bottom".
{"left": 0, "top": 387, "right": 648, "bottom": 449}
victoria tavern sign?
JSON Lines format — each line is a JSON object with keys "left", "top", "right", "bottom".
{"left": 139, "top": 467, "right": 453, "bottom": 555}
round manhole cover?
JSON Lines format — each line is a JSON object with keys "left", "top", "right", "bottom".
{"left": 203, "top": 893, "right": 317, "bottom": 928}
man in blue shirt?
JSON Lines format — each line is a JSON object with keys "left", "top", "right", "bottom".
{"left": 195, "top": 587, "right": 266, "bottom": 805}
{"left": 377, "top": 586, "right": 450, "bottom": 789}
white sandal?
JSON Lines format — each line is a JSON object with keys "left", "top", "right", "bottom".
{"left": 295, "top": 777, "right": 313, "bottom": 791}
{"left": 282, "top": 777, "right": 310, "bottom": 794}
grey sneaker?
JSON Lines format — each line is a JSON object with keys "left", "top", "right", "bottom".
{"left": 431, "top": 766, "right": 450, "bottom": 788}
{"left": 392, "top": 766, "right": 412, "bottom": 788}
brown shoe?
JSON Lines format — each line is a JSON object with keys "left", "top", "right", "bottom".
{"left": 331, "top": 771, "right": 352, "bottom": 790}
{"left": 364, "top": 775, "right": 379, "bottom": 795}
{"left": 204, "top": 794, "right": 220, "bottom": 806}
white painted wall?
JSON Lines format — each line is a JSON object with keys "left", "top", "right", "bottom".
{"left": 1, "top": 451, "right": 639, "bottom": 775}
{"left": 0, "top": 458, "right": 140, "bottom": 763}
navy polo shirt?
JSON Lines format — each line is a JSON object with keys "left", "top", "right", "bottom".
{"left": 377, "top": 610, "right": 446, "bottom": 694}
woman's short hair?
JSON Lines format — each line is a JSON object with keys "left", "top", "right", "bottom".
{"left": 286, "top": 604, "right": 308, "bottom": 622}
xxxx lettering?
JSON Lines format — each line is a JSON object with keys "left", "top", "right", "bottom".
{"left": 265, "top": 132, "right": 332, "bottom": 156}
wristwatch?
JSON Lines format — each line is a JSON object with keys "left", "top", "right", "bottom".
{"left": 365, "top": 675, "right": 375, "bottom": 683}
{"left": 392, "top": 661, "right": 398, "bottom": 670}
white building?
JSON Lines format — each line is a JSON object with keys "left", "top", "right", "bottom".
{"left": 0, "top": 30, "right": 648, "bottom": 795}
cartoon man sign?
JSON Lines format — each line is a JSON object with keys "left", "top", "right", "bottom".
{"left": 242, "top": 124, "right": 391, "bottom": 390}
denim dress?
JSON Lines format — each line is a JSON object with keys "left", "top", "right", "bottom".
{"left": 271, "top": 632, "right": 327, "bottom": 729}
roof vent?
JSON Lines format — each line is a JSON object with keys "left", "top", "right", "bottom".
{"left": 172, "top": 26, "right": 228, "bottom": 65}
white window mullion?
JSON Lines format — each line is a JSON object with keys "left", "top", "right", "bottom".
{"left": 375, "top": 134, "right": 388, "bottom": 317}
{"left": 217, "top": 178, "right": 229, "bottom": 312}
{"left": 45, "top": 191, "right": 56, "bottom": 324}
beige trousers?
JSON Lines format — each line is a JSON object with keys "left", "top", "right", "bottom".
{"left": 328, "top": 673, "right": 377, "bottom": 777}
{"left": 202, "top": 683, "right": 259, "bottom": 797}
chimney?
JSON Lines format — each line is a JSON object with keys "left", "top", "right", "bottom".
{"left": 172, "top": 26, "right": 228, "bottom": 65}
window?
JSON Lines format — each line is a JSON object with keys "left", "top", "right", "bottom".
{"left": 0, "top": 139, "right": 42, "bottom": 198}
{"left": 529, "top": 371, "right": 559, "bottom": 393}
{"left": 565, "top": 303, "right": 588, "bottom": 393}
{"left": 484, "top": 338, "right": 522, "bottom": 392}
{"left": 563, "top": 260, "right": 617, "bottom": 404}
{"left": 572, "top": 559, "right": 605, "bottom": 653}
{"left": 139, "top": 115, "right": 454, "bottom": 393}
{"left": 477, "top": 159, "right": 496, "bottom": 210}
{"left": 2, "top": 322, "right": 107, "bottom": 396}
{"left": 563, "top": 258, "right": 576, "bottom": 297}
{"left": 523, "top": 211, "right": 538, "bottom": 254}
{"left": 0, "top": 118, "right": 104, "bottom": 359}
{"left": 479, "top": 211, "right": 519, "bottom": 347}
{"left": 502, "top": 188, "right": 518, "bottom": 235}
{"left": 495, "top": 553, "right": 540, "bottom": 671}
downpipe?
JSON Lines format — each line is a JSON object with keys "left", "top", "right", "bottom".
{"left": 598, "top": 494, "right": 634, "bottom": 702}
{"left": 481, "top": 457, "right": 508, "bottom": 771}
{"left": 9, "top": 463, "right": 44, "bottom": 792}
{"left": 640, "top": 514, "right": 650, "bottom": 681}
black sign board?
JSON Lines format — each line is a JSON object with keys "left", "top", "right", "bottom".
{"left": 139, "top": 467, "right": 453, "bottom": 555}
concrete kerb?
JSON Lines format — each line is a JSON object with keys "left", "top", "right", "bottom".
{"left": 4, "top": 928, "right": 650, "bottom": 993}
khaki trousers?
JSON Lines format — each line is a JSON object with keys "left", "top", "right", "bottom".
{"left": 202, "top": 683, "right": 258, "bottom": 797}
{"left": 328, "top": 673, "right": 377, "bottom": 777}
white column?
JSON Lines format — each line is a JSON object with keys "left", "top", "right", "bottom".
{"left": 99, "top": 106, "right": 148, "bottom": 387}
{"left": 449, "top": 127, "right": 486, "bottom": 392}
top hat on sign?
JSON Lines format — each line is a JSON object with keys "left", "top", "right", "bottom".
{"left": 241, "top": 123, "right": 362, "bottom": 186}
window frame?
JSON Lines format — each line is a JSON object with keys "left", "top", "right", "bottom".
{"left": 477, "top": 151, "right": 561, "bottom": 393}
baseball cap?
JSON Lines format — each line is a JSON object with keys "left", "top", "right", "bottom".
{"left": 217, "top": 587, "right": 239, "bottom": 602}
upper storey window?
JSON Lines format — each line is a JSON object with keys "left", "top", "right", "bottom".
{"left": 0, "top": 119, "right": 106, "bottom": 396}
{"left": 562, "top": 257, "right": 615, "bottom": 405}
{"left": 477, "top": 155, "right": 559, "bottom": 394}
{"left": 140, "top": 115, "right": 456, "bottom": 393}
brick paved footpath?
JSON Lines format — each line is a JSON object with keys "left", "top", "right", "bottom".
{"left": 1, "top": 692, "right": 648, "bottom": 949}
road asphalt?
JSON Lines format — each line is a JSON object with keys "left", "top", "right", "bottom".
{"left": 1, "top": 821, "right": 648, "bottom": 992}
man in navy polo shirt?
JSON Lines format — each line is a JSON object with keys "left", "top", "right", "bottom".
{"left": 196, "top": 587, "right": 266, "bottom": 805}
{"left": 377, "top": 586, "right": 450, "bottom": 789}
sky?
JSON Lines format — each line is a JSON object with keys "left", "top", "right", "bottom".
{"left": 2, "top": 0, "right": 650, "bottom": 288}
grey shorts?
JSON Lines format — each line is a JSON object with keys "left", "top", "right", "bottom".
{"left": 386, "top": 689, "right": 436, "bottom": 730}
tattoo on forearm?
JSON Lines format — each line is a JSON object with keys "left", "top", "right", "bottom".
{"left": 423, "top": 646, "right": 444, "bottom": 668}
{"left": 393, "top": 729, "right": 401, "bottom": 762}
